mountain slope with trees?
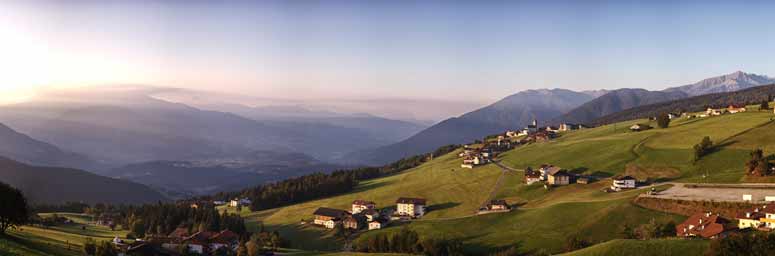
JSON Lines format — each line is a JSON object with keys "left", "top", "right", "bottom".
{"left": 594, "top": 84, "right": 775, "bottom": 125}
{"left": 552, "top": 89, "right": 688, "bottom": 125}
{"left": 0, "top": 157, "right": 168, "bottom": 205}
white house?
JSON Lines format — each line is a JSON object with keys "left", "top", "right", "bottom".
{"left": 396, "top": 197, "right": 427, "bottom": 218}
{"left": 369, "top": 220, "right": 388, "bottom": 230}
{"left": 611, "top": 176, "right": 637, "bottom": 191}
{"left": 229, "top": 198, "right": 251, "bottom": 207}
{"left": 352, "top": 200, "right": 376, "bottom": 214}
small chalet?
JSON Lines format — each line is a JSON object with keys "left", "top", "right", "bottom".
{"left": 539, "top": 165, "right": 560, "bottom": 181}
{"left": 369, "top": 220, "right": 389, "bottom": 230}
{"left": 727, "top": 105, "right": 747, "bottom": 114}
{"left": 486, "top": 200, "right": 511, "bottom": 211}
{"left": 629, "top": 124, "right": 652, "bottom": 132}
{"left": 677, "top": 212, "right": 730, "bottom": 239}
{"left": 576, "top": 176, "right": 593, "bottom": 184}
{"left": 559, "top": 123, "right": 585, "bottom": 131}
{"left": 547, "top": 168, "right": 571, "bottom": 186}
{"left": 352, "top": 200, "right": 376, "bottom": 214}
{"left": 524, "top": 167, "right": 541, "bottom": 185}
{"left": 343, "top": 214, "right": 367, "bottom": 230}
{"left": 611, "top": 176, "right": 637, "bottom": 191}
{"left": 396, "top": 197, "right": 427, "bottom": 218}
{"left": 229, "top": 198, "right": 251, "bottom": 207}
{"left": 313, "top": 207, "right": 350, "bottom": 229}
{"left": 706, "top": 108, "right": 723, "bottom": 116}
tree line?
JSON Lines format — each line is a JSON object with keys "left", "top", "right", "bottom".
{"left": 82, "top": 203, "right": 248, "bottom": 239}
{"left": 201, "top": 144, "right": 459, "bottom": 211}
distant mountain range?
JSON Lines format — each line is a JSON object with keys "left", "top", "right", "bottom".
{"left": 0, "top": 156, "right": 167, "bottom": 204}
{"left": 350, "top": 71, "right": 774, "bottom": 165}
{"left": 345, "top": 89, "right": 597, "bottom": 165}
{"left": 554, "top": 71, "right": 774, "bottom": 125}
{"left": 665, "top": 71, "right": 775, "bottom": 96}
{"left": 0, "top": 86, "right": 421, "bottom": 166}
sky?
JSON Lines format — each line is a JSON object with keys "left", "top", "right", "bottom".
{"left": 2, "top": 0, "right": 775, "bottom": 105}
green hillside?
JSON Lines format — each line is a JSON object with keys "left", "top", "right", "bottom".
{"left": 242, "top": 108, "right": 774, "bottom": 254}
{"left": 501, "top": 107, "right": 774, "bottom": 182}
{"left": 560, "top": 239, "right": 709, "bottom": 256}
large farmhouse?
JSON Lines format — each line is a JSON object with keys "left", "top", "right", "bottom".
{"left": 313, "top": 207, "right": 350, "bottom": 229}
{"left": 396, "top": 197, "right": 427, "bottom": 218}
{"left": 677, "top": 212, "right": 730, "bottom": 239}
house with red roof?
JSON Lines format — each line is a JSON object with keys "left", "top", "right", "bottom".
{"left": 677, "top": 211, "right": 731, "bottom": 239}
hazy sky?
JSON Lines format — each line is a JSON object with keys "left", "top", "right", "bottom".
{"left": 2, "top": 0, "right": 775, "bottom": 104}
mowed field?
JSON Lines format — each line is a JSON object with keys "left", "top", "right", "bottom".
{"left": 1, "top": 213, "right": 127, "bottom": 256}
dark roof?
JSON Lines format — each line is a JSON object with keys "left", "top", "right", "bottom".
{"left": 352, "top": 199, "right": 376, "bottom": 205}
{"left": 613, "top": 175, "right": 636, "bottom": 181}
{"left": 489, "top": 200, "right": 508, "bottom": 206}
{"left": 362, "top": 209, "right": 379, "bottom": 215}
{"left": 313, "top": 207, "right": 349, "bottom": 218}
{"left": 396, "top": 197, "right": 427, "bottom": 205}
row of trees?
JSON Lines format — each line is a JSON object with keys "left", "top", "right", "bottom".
{"left": 101, "top": 203, "right": 247, "bottom": 238}
{"left": 746, "top": 149, "right": 774, "bottom": 176}
{"left": 707, "top": 232, "right": 775, "bottom": 256}
{"left": 355, "top": 228, "right": 466, "bottom": 255}
{"left": 83, "top": 238, "right": 118, "bottom": 256}
{"left": 0, "top": 181, "right": 28, "bottom": 235}
{"left": 204, "top": 144, "right": 459, "bottom": 212}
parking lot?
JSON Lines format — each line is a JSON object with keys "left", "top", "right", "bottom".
{"left": 643, "top": 183, "right": 775, "bottom": 203}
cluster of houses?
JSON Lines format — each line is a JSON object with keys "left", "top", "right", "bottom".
{"left": 312, "top": 197, "right": 427, "bottom": 231}
{"left": 459, "top": 139, "right": 513, "bottom": 169}
{"left": 112, "top": 228, "right": 241, "bottom": 255}
{"left": 211, "top": 198, "right": 252, "bottom": 207}
{"left": 505, "top": 119, "right": 583, "bottom": 141}
{"left": 459, "top": 146, "right": 495, "bottom": 169}
{"left": 523, "top": 165, "right": 638, "bottom": 192}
